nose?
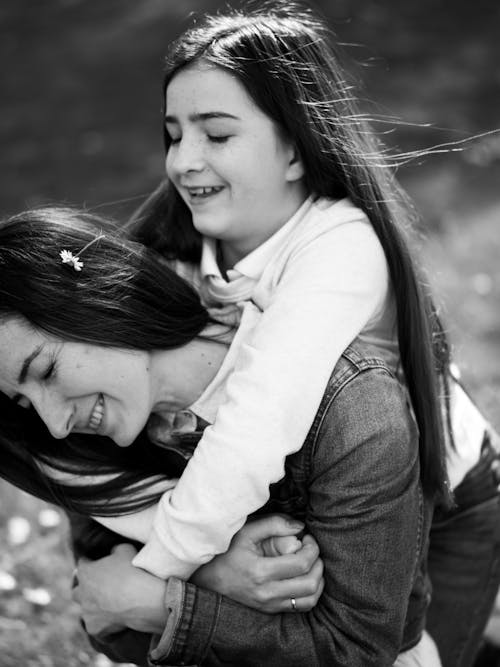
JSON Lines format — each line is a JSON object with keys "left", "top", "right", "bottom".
{"left": 167, "top": 134, "right": 205, "bottom": 176}
{"left": 34, "top": 393, "right": 73, "bottom": 440}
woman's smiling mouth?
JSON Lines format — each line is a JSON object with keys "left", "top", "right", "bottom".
{"left": 88, "top": 394, "right": 104, "bottom": 431}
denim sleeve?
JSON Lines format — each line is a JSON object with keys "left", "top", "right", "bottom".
{"left": 149, "top": 368, "right": 424, "bottom": 666}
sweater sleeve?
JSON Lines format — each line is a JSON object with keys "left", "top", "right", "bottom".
{"left": 37, "top": 461, "right": 176, "bottom": 546}
{"left": 132, "top": 218, "right": 390, "bottom": 579}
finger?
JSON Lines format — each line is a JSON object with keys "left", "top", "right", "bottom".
{"left": 261, "top": 535, "right": 302, "bottom": 557}
{"left": 301, "top": 533, "right": 320, "bottom": 550}
{"left": 82, "top": 617, "right": 101, "bottom": 638}
{"left": 76, "top": 557, "right": 96, "bottom": 577}
{"left": 259, "top": 558, "right": 324, "bottom": 602}
{"left": 110, "top": 543, "right": 138, "bottom": 558}
{"left": 283, "top": 577, "right": 325, "bottom": 614}
{"left": 75, "top": 554, "right": 97, "bottom": 577}
{"left": 310, "top": 575, "right": 325, "bottom": 605}
{"left": 263, "top": 576, "right": 325, "bottom": 614}
{"left": 257, "top": 537, "right": 320, "bottom": 581}
{"left": 240, "top": 515, "right": 304, "bottom": 544}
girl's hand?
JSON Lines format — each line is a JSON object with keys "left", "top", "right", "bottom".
{"left": 260, "top": 532, "right": 303, "bottom": 557}
{"left": 73, "top": 544, "right": 167, "bottom": 637}
{"left": 191, "top": 515, "right": 324, "bottom": 613}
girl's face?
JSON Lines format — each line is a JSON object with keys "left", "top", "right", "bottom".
{"left": 165, "top": 62, "right": 306, "bottom": 265}
{"left": 0, "top": 316, "right": 154, "bottom": 447}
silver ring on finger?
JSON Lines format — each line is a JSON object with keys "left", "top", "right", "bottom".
{"left": 290, "top": 596, "right": 297, "bottom": 612}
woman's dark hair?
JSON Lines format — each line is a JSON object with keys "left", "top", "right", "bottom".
{"left": 129, "top": 2, "right": 452, "bottom": 504}
{"left": 0, "top": 207, "right": 208, "bottom": 348}
{"left": 0, "top": 206, "right": 210, "bottom": 514}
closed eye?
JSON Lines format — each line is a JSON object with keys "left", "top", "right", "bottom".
{"left": 42, "top": 356, "right": 57, "bottom": 381}
{"left": 208, "top": 135, "right": 230, "bottom": 144}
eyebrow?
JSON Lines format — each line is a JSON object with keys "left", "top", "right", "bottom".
{"left": 18, "top": 344, "right": 43, "bottom": 384}
{"left": 164, "top": 111, "right": 240, "bottom": 124}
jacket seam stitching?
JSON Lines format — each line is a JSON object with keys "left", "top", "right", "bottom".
{"left": 307, "top": 359, "right": 395, "bottom": 468}
{"left": 199, "top": 593, "right": 222, "bottom": 662}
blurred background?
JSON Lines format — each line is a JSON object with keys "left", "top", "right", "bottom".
{"left": 0, "top": 1, "right": 499, "bottom": 665}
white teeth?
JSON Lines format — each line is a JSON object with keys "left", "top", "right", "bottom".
{"left": 188, "top": 186, "right": 222, "bottom": 196}
{"left": 89, "top": 394, "right": 104, "bottom": 431}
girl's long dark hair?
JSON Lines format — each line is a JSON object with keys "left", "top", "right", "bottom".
{"left": 129, "top": 2, "right": 452, "bottom": 504}
{"left": 0, "top": 207, "right": 209, "bottom": 514}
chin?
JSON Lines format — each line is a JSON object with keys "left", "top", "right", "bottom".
{"left": 192, "top": 220, "right": 218, "bottom": 236}
{"left": 192, "top": 215, "right": 227, "bottom": 235}
{"left": 112, "top": 431, "right": 135, "bottom": 448}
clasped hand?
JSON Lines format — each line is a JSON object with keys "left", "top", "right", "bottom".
{"left": 73, "top": 514, "right": 324, "bottom": 638}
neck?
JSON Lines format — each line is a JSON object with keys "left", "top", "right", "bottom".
{"left": 150, "top": 324, "right": 228, "bottom": 412}
{"left": 220, "top": 186, "right": 309, "bottom": 269}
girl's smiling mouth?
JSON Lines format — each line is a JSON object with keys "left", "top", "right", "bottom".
{"left": 88, "top": 394, "right": 104, "bottom": 431}
{"left": 186, "top": 186, "right": 224, "bottom": 201}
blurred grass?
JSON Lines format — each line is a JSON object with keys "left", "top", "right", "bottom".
{"left": 424, "top": 199, "right": 500, "bottom": 424}
{"left": 0, "top": 0, "right": 499, "bottom": 664}
{"left": 0, "top": 490, "right": 112, "bottom": 667}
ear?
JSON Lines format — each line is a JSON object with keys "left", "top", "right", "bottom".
{"left": 285, "top": 145, "right": 305, "bottom": 182}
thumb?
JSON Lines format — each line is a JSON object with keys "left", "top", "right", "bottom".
{"left": 261, "top": 535, "right": 302, "bottom": 557}
{"left": 240, "top": 515, "right": 304, "bottom": 544}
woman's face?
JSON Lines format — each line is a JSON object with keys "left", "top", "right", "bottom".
{"left": 0, "top": 316, "right": 154, "bottom": 447}
{"left": 165, "top": 62, "right": 305, "bottom": 264}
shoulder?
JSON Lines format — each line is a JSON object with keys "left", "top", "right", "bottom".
{"left": 288, "top": 197, "right": 385, "bottom": 264}
{"left": 274, "top": 197, "right": 387, "bottom": 279}
{"left": 319, "top": 342, "right": 402, "bottom": 412}
{"left": 309, "top": 341, "right": 417, "bottom": 470}
{"left": 307, "top": 197, "right": 371, "bottom": 232}
{"left": 313, "top": 196, "right": 367, "bottom": 219}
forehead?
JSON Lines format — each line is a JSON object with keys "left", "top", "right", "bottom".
{"left": 165, "top": 62, "right": 261, "bottom": 118}
{"left": 0, "top": 317, "right": 45, "bottom": 391}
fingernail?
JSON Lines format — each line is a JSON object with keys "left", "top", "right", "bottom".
{"left": 287, "top": 520, "right": 304, "bottom": 529}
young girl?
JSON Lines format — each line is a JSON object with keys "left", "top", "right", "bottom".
{"left": 123, "top": 2, "right": 472, "bottom": 584}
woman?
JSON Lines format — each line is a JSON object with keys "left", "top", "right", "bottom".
{"left": 0, "top": 206, "right": 436, "bottom": 665}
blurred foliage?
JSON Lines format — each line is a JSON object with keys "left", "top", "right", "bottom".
{"left": 0, "top": 489, "right": 115, "bottom": 667}
{"left": 0, "top": 1, "right": 499, "bottom": 664}
{"left": 1, "top": 0, "right": 499, "bottom": 219}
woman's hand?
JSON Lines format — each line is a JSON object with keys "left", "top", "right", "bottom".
{"left": 191, "top": 515, "right": 324, "bottom": 613}
{"left": 72, "top": 543, "right": 167, "bottom": 637}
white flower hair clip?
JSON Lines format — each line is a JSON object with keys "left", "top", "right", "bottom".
{"left": 59, "top": 249, "right": 83, "bottom": 271}
{"left": 59, "top": 234, "right": 105, "bottom": 272}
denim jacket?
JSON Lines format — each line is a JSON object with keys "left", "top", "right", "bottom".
{"left": 143, "top": 342, "right": 433, "bottom": 667}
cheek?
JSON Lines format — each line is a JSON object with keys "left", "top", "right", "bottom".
{"left": 234, "top": 144, "right": 276, "bottom": 189}
{"left": 222, "top": 158, "right": 259, "bottom": 194}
